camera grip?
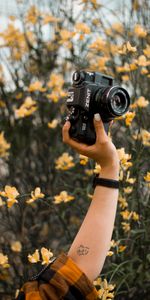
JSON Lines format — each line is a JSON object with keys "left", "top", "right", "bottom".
{"left": 65, "top": 113, "right": 110, "bottom": 145}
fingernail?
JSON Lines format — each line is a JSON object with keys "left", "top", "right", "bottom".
{"left": 94, "top": 113, "right": 101, "bottom": 121}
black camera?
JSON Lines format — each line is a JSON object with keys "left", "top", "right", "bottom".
{"left": 65, "top": 70, "right": 130, "bottom": 145}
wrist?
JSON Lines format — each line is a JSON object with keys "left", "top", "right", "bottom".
{"left": 98, "top": 163, "right": 120, "bottom": 180}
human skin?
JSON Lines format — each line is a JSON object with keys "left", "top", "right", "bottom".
{"left": 62, "top": 114, "right": 120, "bottom": 282}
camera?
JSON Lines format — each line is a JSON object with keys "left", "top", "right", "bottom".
{"left": 65, "top": 70, "right": 130, "bottom": 145}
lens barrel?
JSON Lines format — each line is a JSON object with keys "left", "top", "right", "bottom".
{"left": 95, "top": 86, "right": 130, "bottom": 119}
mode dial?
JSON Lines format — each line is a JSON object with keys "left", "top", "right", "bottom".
{"left": 72, "top": 71, "right": 85, "bottom": 84}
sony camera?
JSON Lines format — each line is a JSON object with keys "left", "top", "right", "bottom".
{"left": 65, "top": 70, "right": 130, "bottom": 145}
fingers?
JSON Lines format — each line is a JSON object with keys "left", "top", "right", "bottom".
{"left": 62, "top": 121, "right": 71, "bottom": 143}
{"left": 93, "top": 114, "right": 108, "bottom": 143}
{"left": 62, "top": 121, "right": 89, "bottom": 154}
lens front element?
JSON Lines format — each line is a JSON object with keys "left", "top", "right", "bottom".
{"left": 95, "top": 85, "right": 130, "bottom": 120}
{"left": 110, "top": 89, "right": 128, "bottom": 115}
{"left": 104, "top": 86, "right": 130, "bottom": 117}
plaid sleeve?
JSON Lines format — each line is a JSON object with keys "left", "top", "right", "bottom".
{"left": 16, "top": 252, "right": 98, "bottom": 300}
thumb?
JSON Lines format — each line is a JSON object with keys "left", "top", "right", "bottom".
{"left": 93, "top": 114, "right": 107, "bottom": 143}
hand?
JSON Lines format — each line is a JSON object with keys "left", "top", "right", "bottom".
{"left": 62, "top": 113, "right": 119, "bottom": 170}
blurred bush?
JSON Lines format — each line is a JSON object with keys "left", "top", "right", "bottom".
{"left": 0, "top": 0, "right": 149, "bottom": 299}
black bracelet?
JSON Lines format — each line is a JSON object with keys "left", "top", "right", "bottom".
{"left": 93, "top": 175, "right": 119, "bottom": 189}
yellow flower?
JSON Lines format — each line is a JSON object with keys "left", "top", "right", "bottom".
{"left": 141, "top": 68, "right": 148, "bottom": 75}
{"left": 116, "top": 63, "right": 130, "bottom": 73}
{"left": 93, "top": 277, "right": 102, "bottom": 286}
{"left": 121, "top": 222, "right": 131, "bottom": 232}
{"left": 25, "top": 5, "right": 40, "bottom": 25}
{"left": 143, "top": 45, "right": 150, "bottom": 58}
{"left": 28, "top": 249, "right": 40, "bottom": 263}
{"left": 118, "top": 245, "right": 127, "bottom": 252}
{"left": 112, "top": 22, "right": 124, "bottom": 34}
{"left": 41, "top": 247, "right": 53, "bottom": 265}
{"left": 93, "top": 163, "right": 101, "bottom": 174}
{"left": 15, "top": 97, "right": 37, "bottom": 118}
{"left": 126, "top": 41, "right": 137, "bottom": 52}
{"left": 28, "top": 81, "right": 46, "bottom": 92}
{"left": 85, "top": 169, "right": 94, "bottom": 176}
{"left": 119, "top": 169, "right": 124, "bottom": 181}
{"left": 26, "top": 187, "right": 45, "bottom": 204}
{"left": 0, "top": 132, "right": 10, "bottom": 158}
{"left": 59, "top": 29, "right": 74, "bottom": 41}
{"left": 0, "top": 197, "right": 5, "bottom": 206}
{"left": 75, "top": 23, "right": 91, "bottom": 34}
{"left": 46, "top": 91, "right": 60, "bottom": 102}
{"left": 132, "top": 0, "right": 140, "bottom": 10}
{"left": 125, "top": 111, "right": 135, "bottom": 126}
{"left": 90, "top": 0, "right": 101, "bottom": 9}
{"left": 118, "top": 196, "right": 128, "bottom": 209}
{"left": 126, "top": 174, "right": 136, "bottom": 184}
{"left": 42, "top": 14, "right": 60, "bottom": 25}
{"left": 117, "top": 148, "right": 132, "bottom": 170}
{"left": 119, "top": 42, "right": 136, "bottom": 54}
{"left": 11, "top": 241, "right": 22, "bottom": 252}
{"left": 48, "top": 119, "right": 59, "bottom": 129}
{"left": 110, "top": 239, "right": 119, "bottom": 248}
{"left": 129, "top": 62, "right": 138, "bottom": 71}
{"left": 54, "top": 191, "right": 75, "bottom": 204}
{"left": 0, "top": 100, "right": 6, "bottom": 108}
{"left": 118, "top": 44, "right": 128, "bottom": 55}
{"left": 132, "top": 212, "right": 140, "bottom": 221}
{"left": 9, "top": 15, "right": 16, "bottom": 21}
{"left": 107, "top": 251, "right": 114, "bottom": 256}
{"left": 105, "top": 27, "right": 113, "bottom": 37}
{"left": 15, "top": 290, "right": 20, "bottom": 299}
{"left": 140, "top": 129, "right": 150, "bottom": 146}
{"left": 87, "top": 193, "right": 93, "bottom": 199}
{"left": 0, "top": 253, "right": 10, "bottom": 268}
{"left": 134, "top": 24, "right": 147, "bottom": 37}
{"left": 55, "top": 152, "right": 75, "bottom": 170}
{"left": 137, "top": 55, "right": 150, "bottom": 67}
{"left": 46, "top": 74, "right": 66, "bottom": 102}
{"left": 122, "top": 75, "right": 130, "bottom": 82}
{"left": 2, "top": 185, "right": 19, "bottom": 208}
{"left": 0, "top": 24, "right": 28, "bottom": 60}
{"left": 109, "top": 43, "right": 119, "bottom": 55}
{"left": 89, "top": 37, "right": 106, "bottom": 51}
{"left": 96, "top": 56, "right": 110, "bottom": 71}
{"left": 136, "top": 96, "right": 149, "bottom": 107}
{"left": 92, "top": 18, "right": 100, "bottom": 26}
{"left": 47, "top": 74, "right": 64, "bottom": 89}
{"left": 79, "top": 154, "right": 89, "bottom": 165}
{"left": 120, "top": 210, "right": 132, "bottom": 220}
{"left": 16, "top": 93, "right": 23, "bottom": 100}
{"left": 123, "top": 187, "right": 133, "bottom": 194}
{"left": 144, "top": 172, "right": 150, "bottom": 182}
{"left": 96, "top": 278, "right": 116, "bottom": 299}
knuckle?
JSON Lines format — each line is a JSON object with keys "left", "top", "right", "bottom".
{"left": 79, "top": 147, "right": 86, "bottom": 155}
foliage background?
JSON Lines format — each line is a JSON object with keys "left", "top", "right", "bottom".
{"left": 0, "top": 0, "right": 149, "bottom": 299}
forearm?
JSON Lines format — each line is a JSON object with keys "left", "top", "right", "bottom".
{"left": 67, "top": 164, "right": 119, "bottom": 282}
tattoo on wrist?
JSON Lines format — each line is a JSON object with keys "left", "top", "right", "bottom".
{"left": 77, "top": 244, "right": 89, "bottom": 256}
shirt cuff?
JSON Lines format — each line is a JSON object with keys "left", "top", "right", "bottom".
{"left": 50, "top": 251, "right": 98, "bottom": 299}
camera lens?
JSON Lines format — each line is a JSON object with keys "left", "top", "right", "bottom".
{"left": 110, "top": 91, "right": 128, "bottom": 115}
{"left": 95, "top": 86, "right": 130, "bottom": 119}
